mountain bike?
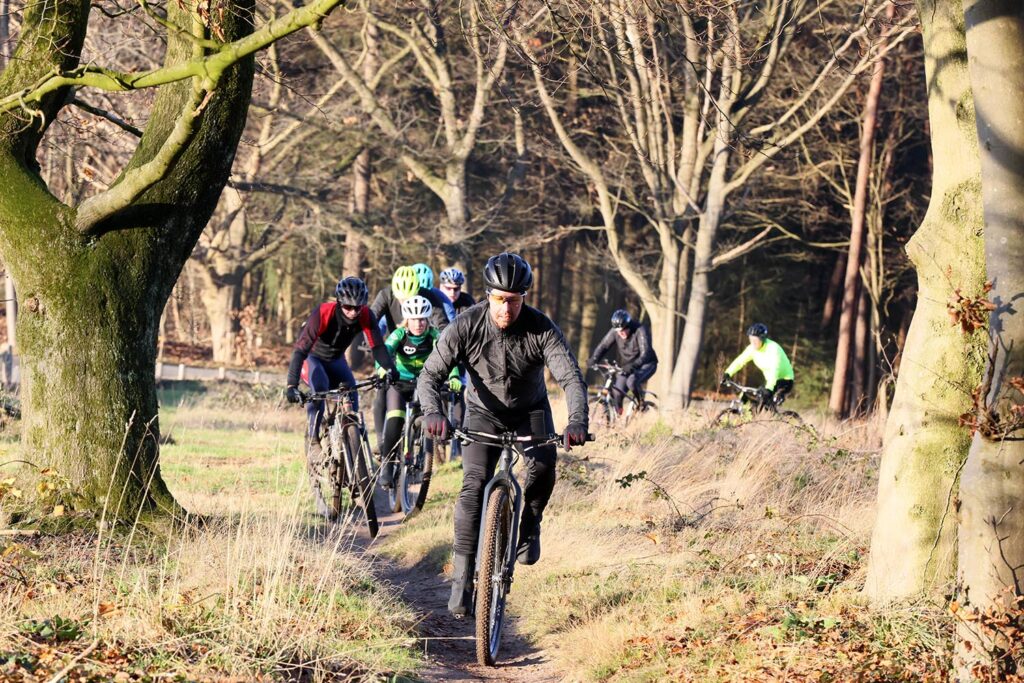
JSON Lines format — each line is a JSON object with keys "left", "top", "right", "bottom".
{"left": 450, "top": 427, "right": 594, "bottom": 666}
{"left": 382, "top": 380, "right": 440, "bottom": 518}
{"left": 588, "top": 361, "right": 656, "bottom": 428}
{"left": 712, "top": 378, "right": 802, "bottom": 427}
{"left": 299, "top": 376, "right": 382, "bottom": 538}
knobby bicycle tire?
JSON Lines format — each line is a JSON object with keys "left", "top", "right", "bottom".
{"left": 712, "top": 408, "right": 744, "bottom": 427}
{"left": 778, "top": 409, "right": 803, "bottom": 426}
{"left": 475, "top": 487, "right": 512, "bottom": 666}
{"left": 347, "top": 424, "right": 379, "bottom": 538}
{"left": 308, "top": 433, "right": 339, "bottom": 521}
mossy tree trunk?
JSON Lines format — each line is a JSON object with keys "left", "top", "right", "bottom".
{"left": 0, "top": 0, "right": 257, "bottom": 518}
{"left": 956, "top": 0, "right": 1024, "bottom": 677}
{"left": 864, "top": 0, "right": 988, "bottom": 602}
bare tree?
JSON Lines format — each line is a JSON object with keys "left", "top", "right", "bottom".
{"left": 0, "top": 0, "right": 348, "bottom": 517}
{"left": 520, "top": 0, "right": 914, "bottom": 406}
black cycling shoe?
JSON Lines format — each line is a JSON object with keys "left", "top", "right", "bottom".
{"left": 448, "top": 554, "right": 475, "bottom": 617}
{"left": 516, "top": 527, "right": 541, "bottom": 565}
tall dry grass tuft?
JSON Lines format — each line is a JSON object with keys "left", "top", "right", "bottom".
{"left": 499, "top": 406, "right": 952, "bottom": 680}
{"left": 0, "top": 386, "right": 419, "bottom": 680}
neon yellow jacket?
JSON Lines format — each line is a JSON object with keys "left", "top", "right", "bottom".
{"left": 724, "top": 338, "right": 794, "bottom": 390}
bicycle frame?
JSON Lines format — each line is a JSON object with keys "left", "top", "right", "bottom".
{"left": 474, "top": 443, "right": 524, "bottom": 587}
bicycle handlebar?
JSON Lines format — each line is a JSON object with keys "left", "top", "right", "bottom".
{"left": 592, "top": 361, "right": 621, "bottom": 375}
{"left": 299, "top": 375, "right": 384, "bottom": 405}
{"left": 450, "top": 427, "right": 596, "bottom": 446}
{"left": 720, "top": 378, "right": 761, "bottom": 397}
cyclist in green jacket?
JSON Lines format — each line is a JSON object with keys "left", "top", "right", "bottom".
{"left": 377, "top": 295, "right": 460, "bottom": 489}
{"left": 722, "top": 323, "right": 795, "bottom": 404}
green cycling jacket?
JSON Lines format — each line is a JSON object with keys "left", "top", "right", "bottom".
{"left": 381, "top": 327, "right": 457, "bottom": 382}
{"left": 724, "top": 338, "right": 794, "bottom": 390}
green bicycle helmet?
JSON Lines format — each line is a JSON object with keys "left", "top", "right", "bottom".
{"left": 412, "top": 263, "right": 434, "bottom": 290}
{"left": 392, "top": 266, "right": 420, "bottom": 299}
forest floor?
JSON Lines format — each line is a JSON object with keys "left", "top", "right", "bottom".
{"left": 0, "top": 383, "right": 957, "bottom": 681}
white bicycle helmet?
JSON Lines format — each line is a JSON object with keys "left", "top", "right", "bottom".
{"left": 401, "top": 295, "right": 433, "bottom": 320}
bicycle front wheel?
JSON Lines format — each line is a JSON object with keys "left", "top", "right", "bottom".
{"left": 347, "top": 424, "right": 379, "bottom": 538}
{"left": 475, "top": 486, "right": 513, "bottom": 666}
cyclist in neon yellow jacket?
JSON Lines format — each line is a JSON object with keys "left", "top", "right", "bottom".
{"left": 722, "top": 323, "right": 795, "bottom": 404}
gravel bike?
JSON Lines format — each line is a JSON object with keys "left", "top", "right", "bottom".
{"left": 588, "top": 361, "right": 656, "bottom": 428}
{"left": 712, "top": 378, "right": 802, "bottom": 427}
{"left": 299, "top": 376, "right": 382, "bottom": 537}
{"left": 382, "top": 380, "right": 440, "bottom": 518}
{"left": 449, "top": 427, "right": 594, "bottom": 666}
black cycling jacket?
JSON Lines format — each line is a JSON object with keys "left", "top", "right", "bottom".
{"left": 451, "top": 291, "right": 476, "bottom": 316}
{"left": 286, "top": 303, "right": 392, "bottom": 386}
{"left": 370, "top": 285, "right": 450, "bottom": 332}
{"left": 417, "top": 301, "right": 589, "bottom": 426}
{"left": 588, "top": 321, "right": 658, "bottom": 373}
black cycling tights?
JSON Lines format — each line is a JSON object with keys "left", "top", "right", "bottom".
{"left": 453, "top": 407, "right": 556, "bottom": 556}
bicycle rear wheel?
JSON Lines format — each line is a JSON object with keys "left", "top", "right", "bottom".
{"left": 475, "top": 487, "right": 513, "bottom": 666}
{"left": 346, "top": 424, "right": 379, "bottom": 538}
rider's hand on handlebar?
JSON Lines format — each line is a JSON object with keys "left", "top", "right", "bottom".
{"left": 756, "top": 387, "right": 773, "bottom": 403}
{"left": 448, "top": 377, "right": 463, "bottom": 393}
{"left": 424, "top": 412, "right": 451, "bottom": 440}
{"left": 563, "top": 422, "right": 588, "bottom": 451}
{"left": 720, "top": 374, "right": 731, "bottom": 388}
{"left": 285, "top": 386, "right": 301, "bottom": 404}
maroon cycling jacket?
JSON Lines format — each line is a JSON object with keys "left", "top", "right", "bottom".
{"left": 286, "top": 302, "right": 392, "bottom": 386}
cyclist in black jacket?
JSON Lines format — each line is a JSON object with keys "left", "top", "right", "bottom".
{"left": 284, "top": 277, "right": 398, "bottom": 460}
{"left": 587, "top": 309, "right": 658, "bottom": 412}
{"left": 418, "top": 253, "right": 589, "bottom": 617}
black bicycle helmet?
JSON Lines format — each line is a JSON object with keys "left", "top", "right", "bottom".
{"left": 483, "top": 252, "right": 533, "bottom": 293}
{"left": 611, "top": 309, "right": 632, "bottom": 329}
{"left": 335, "top": 276, "right": 369, "bottom": 307}
{"left": 747, "top": 322, "right": 769, "bottom": 338}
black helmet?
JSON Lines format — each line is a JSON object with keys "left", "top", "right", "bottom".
{"left": 335, "top": 276, "right": 369, "bottom": 307}
{"left": 483, "top": 252, "right": 533, "bottom": 294}
{"left": 747, "top": 322, "right": 769, "bottom": 338}
{"left": 611, "top": 309, "right": 632, "bottom": 329}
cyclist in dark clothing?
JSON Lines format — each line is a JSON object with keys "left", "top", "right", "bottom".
{"left": 284, "top": 277, "right": 398, "bottom": 449}
{"left": 439, "top": 267, "right": 476, "bottom": 315}
{"left": 438, "top": 267, "right": 475, "bottom": 430}
{"left": 418, "top": 253, "right": 590, "bottom": 617}
{"left": 370, "top": 265, "right": 451, "bottom": 333}
{"left": 370, "top": 266, "right": 452, "bottom": 452}
{"left": 587, "top": 309, "right": 658, "bottom": 412}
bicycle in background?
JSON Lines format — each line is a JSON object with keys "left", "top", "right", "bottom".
{"left": 713, "top": 377, "right": 802, "bottom": 427}
{"left": 298, "top": 376, "right": 382, "bottom": 537}
{"left": 589, "top": 361, "right": 656, "bottom": 428}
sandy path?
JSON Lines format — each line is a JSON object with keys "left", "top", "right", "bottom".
{"left": 366, "top": 495, "right": 561, "bottom": 682}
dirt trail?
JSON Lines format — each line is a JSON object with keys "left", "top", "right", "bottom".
{"left": 366, "top": 503, "right": 561, "bottom": 682}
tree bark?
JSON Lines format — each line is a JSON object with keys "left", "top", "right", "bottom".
{"left": 4, "top": 272, "right": 15, "bottom": 350}
{"left": 0, "top": 0, "right": 256, "bottom": 518}
{"left": 864, "top": 0, "right": 987, "bottom": 602}
{"left": 830, "top": 6, "right": 892, "bottom": 416}
{"left": 821, "top": 254, "right": 846, "bottom": 330}
{"left": 850, "top": 284, "right": 871, "bottom": 414}
{"left": 956, "top": 1, "right": 1024, "bottom": 677}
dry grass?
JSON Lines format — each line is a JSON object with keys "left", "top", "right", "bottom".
{"left": 0, "top": 386, "right": 420, "bottom": 681}
{"left": 385, "top": 400, "right": 953, "bottom": 681}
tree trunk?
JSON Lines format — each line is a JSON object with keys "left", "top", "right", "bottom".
{"left": 197, "top": 266, "right": 243, "bottom": 365}
{"left": 821, "top": 254, "right": 846, "bottom": 330}
{"left": 576, "top": 264, "right": 600, "bottom": 364}
{"left": 830, "top": 15, "right": 891, "bottom": 417}
{"left": 670, "top": 126, "right": 732, "bottom": 409}
{"left": 850, "top": 285, "right": 871, "bottom": 415}
{"left": 0, "top": 0, "right": 255, "bottom": 518}
{"left": 956, "top": 1, "right": 1024, "bottom": 677}
{"left": 864, "top": 0, "right": 986, "bottom": 602}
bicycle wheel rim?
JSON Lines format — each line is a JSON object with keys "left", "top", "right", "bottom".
{"left": 348, "top": 425, "right": 379, "bottom": 538}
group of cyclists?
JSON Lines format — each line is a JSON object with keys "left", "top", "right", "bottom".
{"left": 283, "top": 250, "right": 796, "bottom": 619}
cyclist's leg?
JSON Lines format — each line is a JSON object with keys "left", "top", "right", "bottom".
{"left": 304, "top": 357, "right": 330, "bottom": 441}
{"left": 611, "top": 373, "right": 628, "bottom": 412}
{"left": 626, "top": 362, "right": 658, "bottom": 407}
{"left": 381, "top": 385, "right": 409, "bottom": 487}
{"left": 450, "top": 411, "right": 500, "bottom": 615}
{"left": 516, "top": 408, "right": 556, "bottom": 564}
{"left": 773, "top": 379, "right": 794, "bottom": 406}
